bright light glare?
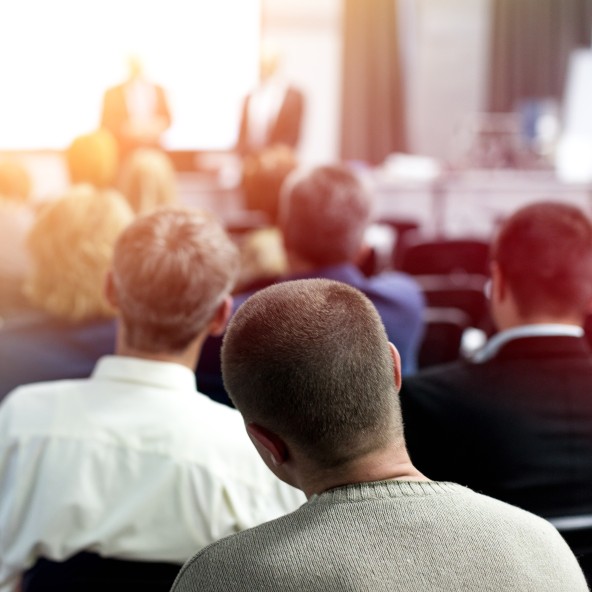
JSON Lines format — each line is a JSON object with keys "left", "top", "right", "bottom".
{"left": 0, "top": 0, "right": 260, "bottom": 150}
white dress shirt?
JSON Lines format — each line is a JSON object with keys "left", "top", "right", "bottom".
{"left": 246, "top": 78, "right": 287, "bottom": 150}
{"left": 0, "top": 356, "right": 305, "bottom": 592}
{"left": 471, "top": 323, "right": 585, "bottom": 363}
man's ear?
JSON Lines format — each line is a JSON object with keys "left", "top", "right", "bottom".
{"left": 208, "top": 296, "right": 233, "bottom": 337}
{"left": 490, "top": 262, "right": 506, "bottom": 302}
{"left": 246, "top": 423, "right": 289, "bottom": 467}
{"left": 388, "top": 342, "right": 402, "bottom": 391}
{"left": 104, "top": 270, "right": 119, "bottom": 310}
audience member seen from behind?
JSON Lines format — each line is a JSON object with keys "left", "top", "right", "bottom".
{"left": 234, "top": 144, "right": 297, "bottom": 292}
{"left": 66, "top": 129, "right": 119, "bottom": 189}
{"left": 401, "top": 202, "right": 592, "bottom": 578}
{"left": 0, "top": 158, "right": 35, "bottom": 316}
{"left": 0, "top": 186, "right": 134, "bottom": 401}
{"left": 197, "top": 164, "right": 425, "bottom": 404}
{"left": 0, "top": 208, "right": 305, "bottom": 592}
{"left": 117, "top": 148, "right": 178, "bottom": 215}
{"left": 172, "top": 279, "right": 586, "bottom": 592}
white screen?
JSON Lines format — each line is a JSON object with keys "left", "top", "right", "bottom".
{"left": 0, "top": 0, "right": 260, "bottom": 150}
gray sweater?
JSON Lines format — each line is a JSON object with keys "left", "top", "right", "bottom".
{"left": 171, "top": 480, "right": 587, "bottom": 591}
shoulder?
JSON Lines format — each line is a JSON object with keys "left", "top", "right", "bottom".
{"left": 171, "top": 510, "right": 301, "bottom": 591}
{"left": 103, "top": 84, "right": 123, "bottom": 100}
{"left": 286, "top": 86, "right": 305, "bottom": 104}
{"left": 403, "top": 359, "right": 475, "bottom": 392}
{"left": 368, "top": 271, "right": 421, "bottom": 294}
{"left": 366, "top": 271, "right": 424, "bottom": 302}
{"left": 0, "top": 378, "right": 87, "bottom": 433}
{"left": 360, "top": 272, "right": 425, "bottom": 327}
{"left": 442, "top": 485, "right": 581, "bottom": 553}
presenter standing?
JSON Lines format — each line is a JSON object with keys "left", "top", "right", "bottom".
{"left": 101, "top": 56, "right": 171, "bottom": 161}
{"left": 236, "top": 43, "right": 305, "bottom": 157}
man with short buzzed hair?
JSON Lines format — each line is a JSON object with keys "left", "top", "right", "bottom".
{"left": 171, "top": 279, "right": 586, "bottom": 592}
{"left": 0, "top": 208, "right": 304, "bottom": 592}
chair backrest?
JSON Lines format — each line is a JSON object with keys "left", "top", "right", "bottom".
{"left": 22, "top": 552, "right": 182, "bottom": 592}
{"left": 418, "top": 307, "right": 471, "bottom": 369}
{"left": 376, "top": 217, "right": 421, "bottom": 270}
{"left": 415, "top": 274, "right": 491, "bottom": 330}
{"left": 397, "top": 237, "right": 490, "bottom": 277}
{"left": 547, "top": 516, "right": 592, "bottom": 587}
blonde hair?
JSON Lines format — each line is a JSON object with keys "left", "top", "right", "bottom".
{"left": 25, "top": 186, "right": 134, "bottom": 321}
{"left": 67, "top": 129, "right": 119, "bottom": 188}
{"left": 117, "top": 148, "right": 177, "bottom": 214}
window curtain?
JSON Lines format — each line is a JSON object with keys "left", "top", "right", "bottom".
{"left": 341, "top": 0, "right": 406, "bottom": 165}
{"left": 488, "top": 0, "right": 592, "bottom": 113}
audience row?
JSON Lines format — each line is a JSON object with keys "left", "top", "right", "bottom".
{"left": 0, "top": 142, "right": 590, "bottom": 589}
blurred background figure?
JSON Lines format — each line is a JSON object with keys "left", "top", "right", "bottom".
{"left": 196, "top": 164, "right": 425, "bottom": 405}
{"left": 0, "top": 158, "right": 35, "bottom": 317}
{"left": 101, "top": 55, "right": 171, "bottom": 162}
{"left": 236, "top": 42, "right": 305, "bottom": 158}
{"left": 117, "top": 148, "right": 178, "bottom": 214}
{"left": 66, "top": 129, "right": 119, "bottom": 189}
{"left": 233, "top": 144, "right": 297, "bottom": 292}
{"left": 0, "top": 187, "right": 134, "bottom": 401}
{"left": 241, "top": 143, "right": 298, "bottom": 224}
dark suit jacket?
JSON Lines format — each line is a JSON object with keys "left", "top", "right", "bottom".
{"left": 100, "top": 82, "right": 171, "bottom": 157}
{"left": 401, "top": 335, "right": 592, "bottom": 519}
{"left": 236, "top": 85, "right": 304, "bottom": 155}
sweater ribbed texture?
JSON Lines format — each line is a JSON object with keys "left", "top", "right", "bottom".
{"left": 171, "top": 480, "right": 587, "bottom": 591}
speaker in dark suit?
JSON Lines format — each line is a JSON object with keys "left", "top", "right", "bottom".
{"left": 236, "top": 44, "right": 304, "bottom": 156}
{"left": 100, "top": 56, "right": 171, "bottom": 160}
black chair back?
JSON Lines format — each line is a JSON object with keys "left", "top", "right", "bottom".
{"left": 397, "top": 237, "right": 490, "bottom": 277}
{"left": 22, "top": 552, "right": 182, "bottom": 592}
{"left": 418, "top": 307, "right": 471, "bottom": 369}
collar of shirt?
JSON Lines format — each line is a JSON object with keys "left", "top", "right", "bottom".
{"left": 92, "top": 355, "right": 197, "bottom": 392}
{"left": 472, "top": 324, "right": 585, "bottom": 363}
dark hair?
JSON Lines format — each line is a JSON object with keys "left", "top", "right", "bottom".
{"left": 222, "top": 279, "right": 401, "bottom": 468}
{"left": 112, "top": 207, "right": 239, "bottom": 353}
{"left": 492, "top": 201, "right": 592, "bottom": 318}
{"left": 279, "top": 165, "right": 371, "bottom": 266}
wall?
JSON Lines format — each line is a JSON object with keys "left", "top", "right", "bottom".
{"left": 403, "top": 0, "right": 491, "bottom": 160}
{"left": 262, "top": 0, "right": 343, "bottom": 165}
{"left": 262, "top": 0, "right": 491, "bottom": 164}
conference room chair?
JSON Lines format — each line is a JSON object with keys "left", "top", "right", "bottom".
{"left": 396, "top": 236, "right": 490, "bottom": 277}
{"left": 547, "top": 515, "right": 592, "bottom": 587}
{"left": 418, "top": 307, "right": 472, "bottom": 369}
{"left": 414, "top": 273, "right": 492, "bottom": 332}
{"left": 22, "top": 552, "right": 183, "bottom": 592}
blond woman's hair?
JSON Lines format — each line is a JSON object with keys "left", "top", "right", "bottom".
{"left": 66, "top": 129, "right": 119, "bottom": 188}
{"left": 25, "top": 186, "right": 134, "bottom": 321}
{"left": 117, "top": 148, "right": 177, "bottom": 214}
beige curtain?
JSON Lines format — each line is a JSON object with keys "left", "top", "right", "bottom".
{"left": 341, "top": 0, "right": 406, "bottom": 165}
{"left": 489, "top": 0, "right": 592, "bottom": 112}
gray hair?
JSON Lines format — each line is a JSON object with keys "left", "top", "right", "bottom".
{"left": 279, "top": 165, "right": 372, "bottom": 266}
{"left": 112, "top": 207, "right": 239, "bottom": 353}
